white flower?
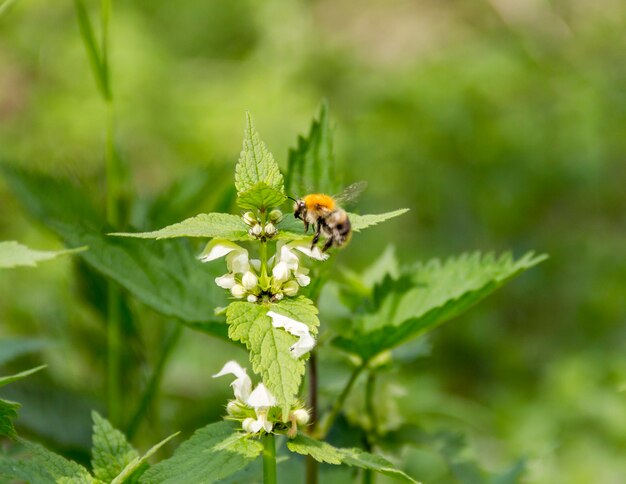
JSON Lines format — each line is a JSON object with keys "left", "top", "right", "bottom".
{"left": 215, "top": 273, "right": 236, "bottom": 289}
{"left": 231, "top": 284, "right": 246, "bottom": 298}
{"left": 264, "top": 222, "right": 277, "bottom": 237}
{"left": 242, "top": 211, "right": 257, "bottom": 226}
{"left": 292, "top": 408, "right": 310, "bottom": 425}
{"left": 267, "top": 311, "right": 316, "bottom": 358}
{"left": 241, "top": 271, "right": 258, "bottom": 290}
{"left": 294, "top": 267, "right": 310, "bottom": 286}
{"left": 199, "top": 239, "right": 250, "bottom": 274}
{"left": 284, "top": 240, "right": 329, "bottom": 262}
{"left": 247, "top": 383, "right": 277, "bottom": 408}
{"left": 243, "top": 383, "right": 277, "bottom": 434}
{"left": 213, "top": 361, "right": 252, "bottom": 401}
{"left": 249, "top": 224, "right": 262, "bottom": 237}
{"left": 272, "top": 261, "right": 291, "bottom": 284}
{"left": 250, "top": 259, "right": 262, "bottom": 272}
{"left": 282, "top": 280, "right": 299, "bottom": 297}
{"left": 247, "top": 294, "right": 258, "bottom": 303}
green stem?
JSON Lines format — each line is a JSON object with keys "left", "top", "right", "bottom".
{"left": 305, "top": 353, "right": 319, "bottom": 484}
{"left": 126, "top": 323, "right": 183, "bottom": 439}
{"left": 106, "top": 282, "right": 122, "bottom": 426}
{"left": 365, "top": 370, "right": 378, "bottom": 438}
{"left": 316, "top": 361, "right": 367, "bottom": 439}
{"left": 262, "top": 433, "right": 277, "bottom": 484}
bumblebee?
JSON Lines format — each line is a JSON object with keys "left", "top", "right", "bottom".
{"left": 292, "top": 182, "right": 367, "bottom": 252}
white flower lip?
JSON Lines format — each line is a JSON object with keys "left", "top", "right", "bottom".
{"left": 215, "top": 273, "right": 236, "bottom": 289}
{"left": 267, "top": 311, "right": 316, "bottom": 358}
{"left": 213, "top": 360, "right": 252, "bottom": 402}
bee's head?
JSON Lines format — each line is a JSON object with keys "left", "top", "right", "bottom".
{"left": 290, "top": 197, "right": 306, "bottom": 219}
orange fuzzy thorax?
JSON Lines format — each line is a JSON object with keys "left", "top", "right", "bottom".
{"left": 303, "top": 194, "right": 335, "bottom": 211}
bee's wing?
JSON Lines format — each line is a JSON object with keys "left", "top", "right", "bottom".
{"left": 333, "top": 181, "right": 368, "bottom": 206}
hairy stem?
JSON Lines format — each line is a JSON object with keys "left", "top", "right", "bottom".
{"left": 126, "top": 323, "right": 183, "bottom": 439}
{"left": 316, "top": 360, "right": 367, "bottom": 439}
{"left": 262, "top": 433, "right": 277, "bottom": 484}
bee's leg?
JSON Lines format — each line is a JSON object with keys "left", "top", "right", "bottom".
{"left": 304, "top": 220, "right": 309, "bottom": 233}
{"left": 322, "top": 235, "right": 334, "bottom": 252}
{"left": 311, "top": 222, "right": 322, "bottom": 249}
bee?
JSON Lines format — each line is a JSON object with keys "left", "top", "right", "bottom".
{"left": 291, "top": 181, "right": 367, "bottom": 252}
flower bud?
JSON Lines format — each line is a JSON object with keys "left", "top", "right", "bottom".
{"left": 282, "top": 280, "right": 299, "bottom": 297}
{"left": 247, "top": 294, "right": 258, "bottom": 303}
{"left": 269, "top": 209, "right": 283, "bottom": 223}
{"left": 273, "top": 293, "right": 284, "bottom": 301}
{"left": 292, "top": 408, "right": 310, "bottom": 426}
{"left": 249, "top": 224, "right": 262, "bottom": 237}
{"left": 264, "top": 222, "right": 277, "bottom": 237}
{"left": 241, "top": 271, "right": 258, "bottom": 290}
{"left": 242, "top": 211, "right": 257, "bottom": 226}
{"left": 226, "top": 400, "right": 248, "bottom": 418}
{"left": 242, "top": 417, "right": 258, "bottom": 434}
{"left": 231, "top": 284, "right": 246, "bottom": 298}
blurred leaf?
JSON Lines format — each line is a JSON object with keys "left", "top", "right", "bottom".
{"left": 91, "top": 411, "right": 138, "bottom": 483}
{"left": 111, "top": 213, "right": 248, "bottom": 241}
{"left": 73, "top": 0, "right": 109, "bottom": 100}
{"left": 286, "top": 100, "right": 339, "bottom": 196}
{"left": 226, "top": 297, "right": 318, "bottom": 415}
{"left": 0, "top": 338, "right": 49, "bottom": 366}
{"left": 2, "top": 165, "right": 229, "bottom": 339}
{"left": 333, "top": 252, "right": 547, "bottom": 359}
{"left": 0, "top": 438, "right": 93, "bottom": 483}
{"left": 287, "top": 433, "right": 418, "bottom": 483}
{"left": 0, "top": 399, "right": 20, "bottom": 439}
{"left": 110, "top": 431, "right": 179, "bottom": 484}
{"left": 0, "top": 365, "right": 46, "bottom": 389}
{"left": 0, "top": 241, "right": 84, "bottom": 269}
{"left": 0, "top": 0, "right": 18, "bottom": 17}
{"left": 140, "top": 421, "right": 263, "bottom": 484}
{"left": 235, "top": 112, "right": 285, "bottom": 211}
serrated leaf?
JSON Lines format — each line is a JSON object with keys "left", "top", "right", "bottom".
{"left": 111, "top": 432, "right": 179, "bottom": 484}
{"left": 275, "top": 210, "right": 410, "bottom": 241}
{"left": 0, "top": 241, "right": 84, "bottom": 269}
{"left": 111, "top": 213, "right": 248, "bottom": 240}
{"left": 0, "top": 438, "right": 94, "bottom": 484}
{"left": 91, "top": 411, "right": 139, "bottom": 482}
{"left": 287, "top": 434, "right": 418, "bottom": 483}
{"left": 1, "top": 166, "right": 229, "bottom": 340}
{"left": 286, "top": 101, "right": 339, "bottom": 196}
{"left": 237, "top": 183, "right": 287, "bottom": 212}
{"left": 235, "top": 113, "right": 285, "bottom": 210}
{"left": 226, "top": 297, "right": 318, "bottom": 415}
{"left": 333, "top": 252, "right": 547, "bottom": 359}
{"left": 140, "top": 421, "right": 262, "bottom": 484}
{"left": 0, "top": 399, "right": 20, "bottom": 439}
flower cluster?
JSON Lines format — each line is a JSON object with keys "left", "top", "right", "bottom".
{"left": 242, "top": 209, "right": 282, "bottom": 240}
{"left": 214, "top": 361, "right": 310, "bottom": 437}
{"left": 199, "top": 238, "right": 327, "bottom": 303}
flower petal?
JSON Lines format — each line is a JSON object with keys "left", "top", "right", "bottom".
{"left": 198, "top": 239, "right": 242, "bottom": 262}
{"left": 215, "top": 273, "right": 236, "bottom": 289}
{"left": 272, "top": 261, "right": 291, "bottom": 284}
{"left": 242, "top": 271, "right": 258, "bottom": 290}
{"left": 267, "top": 311, "right": 310, "bottom": 335}
{"left": 247, "top": 383, "right": 277, "bottom": 408}
{"left": 290, "top": 332, "right": 316, "bottom": 358}
{"left": 226, "top": 250, "right": 250, "bottom": 274}
{"left": 213, "top": 361, "right": 253, "bottom": 401}
{"left": 287, "top": 241, "right": 329, "bottom": 261}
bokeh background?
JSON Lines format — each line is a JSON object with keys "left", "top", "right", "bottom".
{"left": 1, "top": 0, "right": 625, "bottom": 482}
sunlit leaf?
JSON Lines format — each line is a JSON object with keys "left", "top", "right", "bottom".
{"left": 0, "top": 241, "right": 84, "bottom": 269}
{"left": 91, "top": 411, "right": 138, "bottom": 482}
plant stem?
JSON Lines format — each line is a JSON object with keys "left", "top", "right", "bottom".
{"left": 126, "top": 322, "right": 183, "bottom": 439}
{"left": 305, "top": 352, "right": 319, "bottom": 484}
{"left": 316, "top": 360, "right": 367, "bottom": 439}
{"left": 262, "top": 433, "right": 277, "bottom": 484}
{"left": 362, "top": 370, "right": 378, "bottom": 484}
{"left": 106, "top": 282, "right": 122, "bottom": 426}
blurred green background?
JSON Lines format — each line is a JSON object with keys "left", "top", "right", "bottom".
{"left": 1, "top": 0, "right": 625, "bottom": 482}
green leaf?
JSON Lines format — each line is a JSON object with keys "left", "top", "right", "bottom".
{"left": 287, "top": 434, "right": 418, "bottom": 483}
{"left": 1, "top": 166, "right": 229, "bottom": 340}
{"left": 111, "top": 432, "right": 179, "bottom": 484}
{"left": 275, "top": 209, "right": 410, "bottom": 241}
{"left": 0, "top": 438, "right": 94, "bottom": 484}
{"left": 140, "top": 421, "right": 263, "bottom": 484}
{"left": 0, "top": 365, "right": 46, "bottom": 389}
{"left": 333, "top": 252, "right": 547, "bottom": 359}
{"left": 286, "top": 100, "right": 339, "bottom": 196}
{"left": 0, "top": 399, "right": 20, "bottom": 439}
{"left": 226, "top": 297, "right": 318, "bottom": 415}
{"left": 111, "top": 213, "right": 248, "bottom": 241}
{"left": 73, "top": 0, "right": 109, "bottom": 100}
{"left": 235, "top": 113, "right": 285, "bottom": 210}
{"left": 91, "top": 411, "right": 139, "bottom": 482}
{"left": 0, "top": 241, "right": 84, "bottom": 269}
{"left": 0, "top": 338, "right": 50, "bottom": 366}
{"left": 0, "top": 0, "right": 18, "bottom": 18}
